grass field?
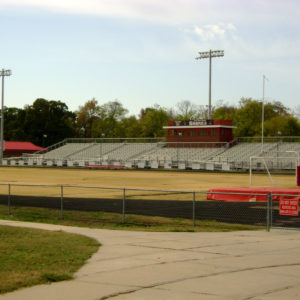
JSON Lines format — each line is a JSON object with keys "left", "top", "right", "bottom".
{"left": 0, "top": 168, "right": 280, "bottom": 294}
{"left": 0, "top": 167, "right": 296, "bottom": 201}
{"left": 0, "top": 205, "right": 263, "bottom": 232}
{"left": 0, "top": 167, "right": 296, "bottom": 193}
{"left": 0, "top": 225, "right": 99, "bottom": 294}
{"left": 0, "top": 167, "right": 293, "bottom": 232}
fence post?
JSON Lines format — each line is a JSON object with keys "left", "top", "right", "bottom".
{"left": 270, "top": 192, "right": 273, "bottom": 230}
{"left": 8, "top": 184, "right": 11, "bottom": 215}
{"left": 192, "top": 192, "right": 196, "bottom": 226}
{"left": 60, "top": 185, "right": 64, "bottom": 219}
{"left": 266, "top": 193, "right": 272, "bottom": 232}
{"left": 122, "top": 188, "right": 126, "bottom": 223}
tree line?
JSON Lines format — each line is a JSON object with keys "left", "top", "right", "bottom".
{"left": 3, "top": 97, "right": 300, "bottom": 147}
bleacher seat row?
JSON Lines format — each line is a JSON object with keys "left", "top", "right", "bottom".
{"left": 4, "top": 142, "right": 300, "bottom": 171}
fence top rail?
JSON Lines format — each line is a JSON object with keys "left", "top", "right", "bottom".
{"left": 0, "top": 182, "right": 271, "bottom": 196}
{"left": 0, "top": 183, "right": 61, "bottom": 188}
{"left": 0, "top": 183, "right": 194, "bottom": 193}
{"left": 64, "top": 185, "right": 193, "bottom": 193}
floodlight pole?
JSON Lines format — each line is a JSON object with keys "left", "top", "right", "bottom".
{"left": 261, "top": 75, "right": 268, "bottom": 153}
{"left": 196, "top": 50, "right": 224, "bottom": 120}
{"left": 0, "top": 69, "right": 12, "bottom": 165}
{"left": 209, "top": 52, "right": 212, "bottom": 119}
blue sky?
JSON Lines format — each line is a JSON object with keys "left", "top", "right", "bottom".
{"left": 0, "top": 0, "right": 299, "bottom": 116}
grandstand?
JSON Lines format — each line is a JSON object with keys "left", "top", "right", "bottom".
{"left": 209, "top": 142, "right": 277, "bottom": 168}
{"left": 3, "top": 137, "right": 300, "bottom": 171}
{"left": 2, "top": 119, "right": 300, "bottom": 171}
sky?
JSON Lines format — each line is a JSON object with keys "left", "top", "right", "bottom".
{"left": 0, "top": 0, "right": 299, "bottom": 116}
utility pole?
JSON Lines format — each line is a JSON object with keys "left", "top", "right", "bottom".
{"left": 196, "top": 50, "right": 224, "bottom": 120}
{"left": 0, "top": 69, "right": 12, "bottom": 165}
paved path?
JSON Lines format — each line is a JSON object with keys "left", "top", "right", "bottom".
{"left": 1, "top": 220, "right": 300, "bottom": 300}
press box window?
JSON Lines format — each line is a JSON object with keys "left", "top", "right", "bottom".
{"left": 210, "top": 129, "right": 218, "bottom": 136}
{"left": 199, "top": 129, "right": 207, "bottom": 136}
{"left": 189, "top": 129, "right": 198, "bottom": 136}
{"left": 178, "top": 130, "right": 187, "bottom": 136}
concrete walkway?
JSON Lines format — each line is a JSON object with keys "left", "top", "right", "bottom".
{"left": 1, "top": 220, "right": 300, "bottom": 300}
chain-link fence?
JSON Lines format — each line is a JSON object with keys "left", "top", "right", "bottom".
{"left": 0, "top": 183, "right": 299, "bottom": 231}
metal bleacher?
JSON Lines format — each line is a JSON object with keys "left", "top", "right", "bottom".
{"left": 5, "top": 138, "right": 300, "bottom": 171}
{"left": 210, "top": 143, "right": 276, "bottom": 164}
{"left": 105, "top": 143, "right": 159, "bottom": 161}
{"left": 261, "top": 142, "right": 300, "bottom": 170}
{"left": 67, "top": 143, "right": 124, "bottom": 160}
{"left": 209, "top": 142, "right": 300, "bottom": 170}
{"left": 42, "top": 143, "right": 89, "bottom": 159}
{"left": 138, "top": 147, "right": 225, "bottom": 163}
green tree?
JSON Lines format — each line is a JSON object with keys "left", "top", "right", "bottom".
{"left": 212, "top": 98, "right": 297, "bottom": 137}
{"left": 23, "top": 98, "right": 75, "bottom": 146}
{"left": 118, "top": 116, "right": 142, "bottom": 138}
{"left": 284, "top": 117, "right": 300, "bottom": 136}
{"left": 212, "top": 102, "right": 237, "bottom": 121}
{"left": 233, "top": 98, "right": 262, "bottom": 137}
{"left": 75, "top": 98, "right": 101, "bottom": 138}
{"left": 3, "top": 107, "right": 27, "bottom": 141}
{"left": 264, "top": 115, "right": 286, "bottom": 136}
{"left": 264, "top": 115, "right": 300, "bottom": 137}
{"left": 91, "top": 100, "right": 128, "bottom": 138}
{"left": 139, "top": 105, "right": 170, "bottom": 137}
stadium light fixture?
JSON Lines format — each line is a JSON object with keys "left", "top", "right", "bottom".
{"left": 196, "top": 50, "right": 224, "bottom": 120}
{"left": 0, "top": 69, "right": 12, "bottom": 165}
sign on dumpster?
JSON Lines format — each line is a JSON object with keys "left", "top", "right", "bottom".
{"left": 280, "top": 198, "right": 299, "bottom": 216}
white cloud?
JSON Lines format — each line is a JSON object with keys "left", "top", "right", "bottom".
{"left": 2, "top": 0, "right": 300, "bottom": 65}
{"left": 1, "top": 0, "right": 300, "bottom": 28}
{"left": 0, "top": 0, "right": 203, "bottom": 24}
{"left": 192, "top": 23, "right": 236, "bottom": 41}
{"left": 227, "top": 23, "right": 236, "bottom": 30}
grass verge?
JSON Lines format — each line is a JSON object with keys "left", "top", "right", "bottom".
{"left": 0, "top": 225, "right": 100, "bottom": 294}
{"left": 0, "top": 205, "right": 263, "bottom": 232}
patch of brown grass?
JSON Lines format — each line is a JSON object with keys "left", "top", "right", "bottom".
{"left": 0, "top": 167, "right": 296, "bottom": 196}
